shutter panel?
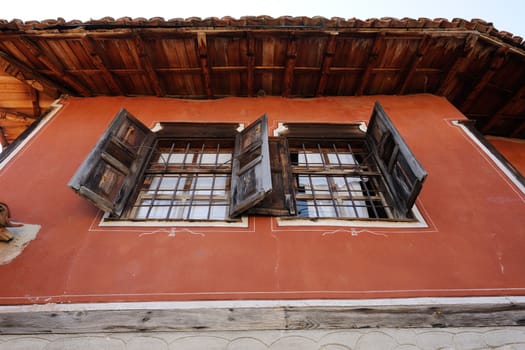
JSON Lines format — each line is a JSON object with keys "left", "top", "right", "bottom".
{"left": 248, "top": 137, "right": 296, "bottom": 216}
{"left": 229, "top": 114, "right": 272, "bottom": 217}
{"left": 366, "top": 102, "right": 427, "bottom": 218}
{"left": 68, "top": 109, "right": 156, "bottom": 216}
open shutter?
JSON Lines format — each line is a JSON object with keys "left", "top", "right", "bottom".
{"left": 229, "top": 114, "right": 272, "bottom": 217}
{"left": 68, "top": 109, "right": 156, "bottom": 216}
{"left": 248, "top": 137, "right": 296, "bottom": 216}
{"left": 366, "top": 102, "right": 427, "bottom": 218}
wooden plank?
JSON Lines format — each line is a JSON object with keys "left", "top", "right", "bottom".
{"left": 28, "top": 87, "right": 40, "bottom": 117}
{"left": 436, "top": 33, "right": 478, "bottom": 96}
{"left": 16, "top": 37, "right": 91, "bottom": 97}
{"left": 282, "top": 34, "right": 297, "bottom": 97}
{"left": 82, "top": 36, "right": 124, "bottom": 95}
{"left": 511, "top": 120, "right": 525, "bottom": 138}
{"left": 197, "top": 32, "right": 212, "bottom": 98}
{"left": 132, "top": 33, "right": 164, "bottom": 96}
{"left": 482, "top": 84, "right": 525, "bottom": 133}
{"left": 316, "top": 33, "right": 337, "bottom": 96}
{"left": 246, "top": 33, "right": 255, "bottom": 97}
{"left": 356, "top": 32, "right": 385, "bottom": 96}
{"left": 460, "top": 46, "right": 509, "bottom": 111}
{"left": 397, "top": 35, "right": 432, "bottom": 94}
{"left": 1, "top": 297, "right": 525, "bottom": 334}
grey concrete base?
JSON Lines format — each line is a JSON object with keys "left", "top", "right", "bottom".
{"left": 1, "top": 327, "right": 525, "bottom": 349}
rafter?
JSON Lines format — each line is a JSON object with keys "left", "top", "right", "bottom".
{"left": 132, "top": 33, "right": 164, "bottom": 97}
{"left": 246, "top": 33, "right": 255, "bottom": 97}
{"left": 437, "top": 34, "right": 479, "bottom": 97}
{"left": 18, "top": 37, "right": 91, "bottom": 97}
{"left": 28, "top": 87, "right": 41, "bottom": 117}
{"left": 356, "top": 32, "right": 385, "bottom": 96}
{"left": 511, "top": 120, "right": 525, "bottom": 138}
{"left": 482, "top": 84, "right": 525, "bottom": 133}
{"left": 82, "top": 35, "right": 124, "bottom": 95}
{"left": 0, "top": 107, "right": 34, "bottom": 120}
{"left": 460, "top": 46, "right": 509, "bottom": 111}
{"left": 397, "top": 35, "right": 432, "bottom": 94}
{"left": 197, "top": 32, "right": 212, "bottom": 98}
{"left": 316, "top": 33, "right": 337, "bottom": 97}
{"left": 282, "top": 34, "right": 297, "bottom": 97}
{"left": 0, "top": 50, "right": 62, "bottom": 98}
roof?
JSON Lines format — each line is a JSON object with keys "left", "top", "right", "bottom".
{"left": 0, "top": 16, "right": 524, "bottom": 143}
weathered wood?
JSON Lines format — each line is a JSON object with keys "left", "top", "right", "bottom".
{"left": 316, "top": 33, "right": 337, "bottom": 96}
{"left": 197, "top": 32, "right": 212, "bottom": 98}
{"left": 511, "top": 120, "right": 525, "bottom": 138}
{"left": 398, "top": 35, "right": 432, "bottom": 94}
{"left": 28, "top": 87, "right": 40, "bottom": 117}
{"left": 0, "top": 51, "right": 62, "bottom": 98}
{"left": 282, "top": 34, "right": 297, "bottom": 97}
{"left": 17, "top": 37, "right": 91, "bottom": 96}
{"left": 82, "top": 36, "right": 124, "bottom": 95}
{"left": 482, "top": 83, "right": 525, "bottom": 133}
{"left": 437, "top": 34, "right": 479, "bottom": 96}
{"left": 132, "top": 33, "right": 164, "bottom": 96}
{"left": 0, "top": 107, "right": 35, "bottom": 120}
{"left": 356, "top": 32, "right": 385, "bottom": 96}
{"left": 460, "top": 46, "right": 509, "bottom": 111}
{"left": 246, "top": 33, "right": 255, "bottom": 97}
{"left": 1, "top": 298, "right": 525, "bottom": 334}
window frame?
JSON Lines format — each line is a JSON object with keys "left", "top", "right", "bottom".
{"left": 69, "top": 103, "right": 427, "bottom": 225}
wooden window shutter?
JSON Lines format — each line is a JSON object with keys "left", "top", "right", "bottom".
{"left": 366, "top": 102, "right": 427, "bottom": 218}
{"left": 229, "top": 114, "right": 272, "bottom": 217}
{"left": 248, "top": 137, "right": 296, "bottom": 216}
{"left": 68, "top": 109, "right": 156, "bottom": 216}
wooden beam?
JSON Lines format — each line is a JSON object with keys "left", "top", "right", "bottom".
{"left": 482, "top": 83, "right": 525, "bottom": 133}
{"left": 398, "top": 35, "right": 432, "bottom": 94}
{"left": 28, "top": 87, "right": 41, "bottom": 117}
{"left": 1, "top": 297, "right": 525, "bottom": 334}
{"left": 460, "top": 46, "right": 509, "bottom": 111}
{"left": 0, "top": 108, "right": 35, "bottom": 120}
{"left": 0, "top": 126, "right": 7, "bottom": 148}
{"left": 197, "top": 32, "right": 212, "bottom": 98}
{"left": 356, "top": 32, "right": 385, "bottom": 96}
{"left": 316, "top": 33, "right": 337, "bottom": 96}
{"left": 17, "top": 37, "right": 92, "bottom": 97}
{"left": 82, "top": 36, "right": 124, "bottom": 95}
{"left": 132, "top": 33, "right": 164, "bottom": 97}
{"left": 437, "top": 34, "right": 479, "bottom": 97}
{"left": 0, "top": 50, "right": 63, "bottom": 98}
{"left": 246, "top": 33, "right": 255, "bottom": 97}
{"left": 511, "top": 120, "right": 525, "bottom": 138}
{"left": 282, "top": 34, "right": 297, "bottom": 97}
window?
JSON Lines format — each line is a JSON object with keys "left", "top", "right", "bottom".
{"left": 69, "top": 103, "right": 427, "bottom": 223}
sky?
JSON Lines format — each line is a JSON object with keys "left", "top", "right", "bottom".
{"left": 2, "top": 0, "right": 524, "bottom": 37}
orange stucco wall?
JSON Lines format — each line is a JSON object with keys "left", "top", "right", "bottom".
{"left": 0, "top": 94, "right": 524, "bottom": 305}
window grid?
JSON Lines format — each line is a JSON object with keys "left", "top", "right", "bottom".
{"left": 127, "top": 141, "right": 233, "bottom": 221}
{"left": 291, "top": 140, "right": 393, "bottom": 219}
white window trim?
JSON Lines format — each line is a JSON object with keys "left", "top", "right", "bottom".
{"left": 273, "top": 121, "right": 428, "bottom": 228}
{"left": 452, "top": 120, "right": 525, "bottom": 195}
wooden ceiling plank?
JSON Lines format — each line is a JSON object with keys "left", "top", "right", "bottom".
{"left": 197, "top": 32, "right": 212, "bottom": 98}
{"left": 18, "top": 37, "right": 92, "bottom": 97}
{"left": 482, "top": 84, "right": 525, "bottom": 133}
{"left": 0, "top": 51, "right": 62, "bottom": 98}
{"left": 460, "top": 46, "right": 509, "bottom": 111}
{"left": 511, "top": 120, "right": 525, "bottom": 138}
{"left": 437, "top": 34, "right": 479, "bottom": 97}
{"left": 356, "top": 32, "right": 385, "bottom": 96}
{"left": 132, "top": 33, "right": 165, "bottom": 96}
{"left": 246, "top": 33, "right": 255, "bottom": 97}
{"left": 316, "top": 33, "right": 337, "bottom": 97}
{"left": 282, "top": 34, "right": 297, "bottom": 97}
{"left": 398, "top": 35, "right": 432, "bottom": 94}
{"left": 82, "top": 36, "right": 124, "bottom": 95}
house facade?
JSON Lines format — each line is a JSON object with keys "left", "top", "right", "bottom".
{"left": 0, "top": 16, "right": 524, "bottom": 347}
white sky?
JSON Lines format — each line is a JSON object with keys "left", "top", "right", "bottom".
{"left": 2, "top": 0, "right": 524, "bottom": 37}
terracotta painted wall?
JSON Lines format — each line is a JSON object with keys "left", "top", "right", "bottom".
{"left": 0, "top": 94, "right": 524, "bottom": 305}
